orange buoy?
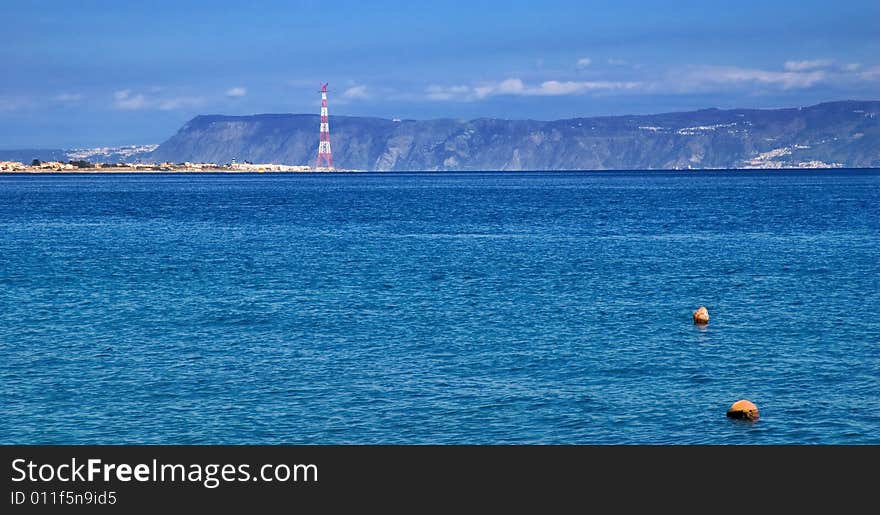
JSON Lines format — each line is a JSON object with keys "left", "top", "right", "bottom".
{"left": 693, "top": 306, "right": 709, "bottom": 325}
{"left": 726, "top": 399, "right": 759, "bottom": 421}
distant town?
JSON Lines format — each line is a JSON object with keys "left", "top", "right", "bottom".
{"left": 0, "top": 159, "right": 344, "bottom": 173}
{"left": 0, "top": 157, "right": 846, "bottom": 172}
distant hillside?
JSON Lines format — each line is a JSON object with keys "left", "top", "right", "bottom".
{"left": 146, "top": 101, "right": 880, "bottom": 170}
{"left": 4, "top": 101, "right": 878, "bottom": 170}
{"left": 0, "top": 145, "right": 157, "bottom": 165}
{"left": 0, "top": 148, "right": 69, "bottom": 163}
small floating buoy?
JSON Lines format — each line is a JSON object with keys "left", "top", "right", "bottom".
{"left": 693, "top": 306, "right": 709, "bottom": 325}
{"left": 726, "top": 399, "right": 759, "bottom": 421}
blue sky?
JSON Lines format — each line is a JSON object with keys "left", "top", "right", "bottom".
{"left": 1, "top": 0, "right": 878, "bottom": 148}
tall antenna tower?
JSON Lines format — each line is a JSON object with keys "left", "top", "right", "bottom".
{"left": 316, "top": 83, "right": 334, "bottom": 170}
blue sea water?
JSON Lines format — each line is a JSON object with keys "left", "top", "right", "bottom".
{"left": 0, "top": 170, "right": 878, "bottom": 444}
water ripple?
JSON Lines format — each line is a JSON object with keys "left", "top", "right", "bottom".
{"left": 1, "top": 170, "right": 878, "bottom": 444}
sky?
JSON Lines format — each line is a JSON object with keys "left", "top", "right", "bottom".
{"left": 1, "top": 0, "right": 878, "bottom": 148}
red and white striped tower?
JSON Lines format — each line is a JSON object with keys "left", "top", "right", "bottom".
{"left": 316, "top": 82, "right": 334, "bottom": 169}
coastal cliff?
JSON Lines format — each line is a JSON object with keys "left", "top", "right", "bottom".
{"left": 6, "top": 101, "right": 878, "bottom": 170}
{"left": 147, "top": 100, "right": 880, "bottom": 170}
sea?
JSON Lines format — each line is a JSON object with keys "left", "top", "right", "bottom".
{"left": 1, "top": 170, "right": 877, "bottom": 444}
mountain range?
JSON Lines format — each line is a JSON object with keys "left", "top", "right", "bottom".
{"left": 4, "top": 100, "right": 879, "bottom": 170}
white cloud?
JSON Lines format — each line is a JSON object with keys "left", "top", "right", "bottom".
{"left": 674, "top": 59, "right": 880, "bottom": 92}
{"left": 225, "top": 87, "right": 247, "bottom": 98}
{"left": 534, "top": 80, "right": 641, "bottom": 95}
{"left": 427, "top": 78, "right": 642, "bottom": 101}
{"left": 859, "top": 65, "right": 880, "bottom": 80}
{"left": 607, "top": 58, "right": 628, "bottom": 66}
{"left": 478, "top": 78, "right": 640, "bottom": 97}
{"left": 576, "top": 57, "right": 592, "bottom": 68}
{"left": 157, "top": 97, "right": 204, "bottom": 111}
{"left": 426, "top": 84, "right": 471, "bottom": 101}
{"left": 682, "top": 66, "right": 827, "bottom": 90}
{"left": 421, "top": 59, "right": 880, "bottom": 103}
{"left": 342, "top": 85, "right": 369, "bottom": 100}
{"left": 474, "top": 78, "right": 527, "bottom": 98}
{"left": 53, "top": 93, "right": 83, "bottom": 103}
{"left": 113, "top": 90, "right": 147, "bottom": 110}
{"left": 113, "top": 89, "right": 203, "bottom": 110}
{"left": 783, "top": 59, "right": 832, "bottom": 72}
